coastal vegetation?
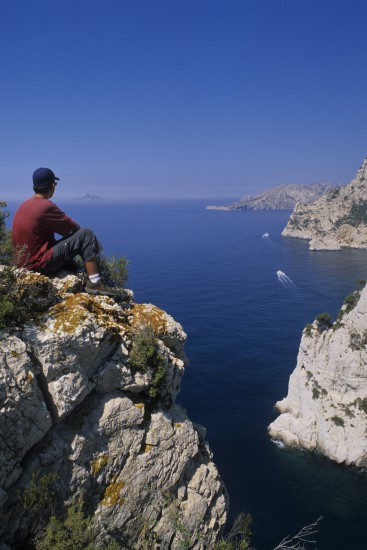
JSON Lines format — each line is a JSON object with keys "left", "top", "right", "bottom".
{"left": 129, "top": 325, "right": 167, "bottom": 398}
{"left": 0, "top": 201, "right": 29, "bottom": 328}
{"left": 315, "top": 313, "right": 333, "bottom": 332}
{"left": 25, "top": 481, "right": 320, "bottom": 550}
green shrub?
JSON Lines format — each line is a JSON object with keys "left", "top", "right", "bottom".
{"left": 35, "top": 493, "right": 92, "bottom": 550}
{"left": 331, "top": 416, "right": 344, "bottom": 427}
{"left": 20, "top": 471, "right": 57, "bottom": 519}
{"left": 214, "top": 513, "right": 252, "bottom": 550}
{"left": 358, "top": 398, "right": 367, "bottom": 414}
{"left": 315, "top": 313, "right": 333, "bottom": 331}
{"left": 0, "top": 201, "right": 13, "bottom": 266}
{"left": 344, "top": 292, "right": 359, "bottom": 310}
{"left": 0, "top": 267, "right": 27, "bottom": 329}
{"left": 98, "top": 255, "right": 129, "bottom": 288}
{"left": 312, "top": 388, "right": 320, "bottom": 400}
{"left": 129, "top": 325, "right": 167, "bottom": 398}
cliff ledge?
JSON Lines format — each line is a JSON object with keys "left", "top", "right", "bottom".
{"left": 0, "top": 269, "right": 228, "bottom": 549}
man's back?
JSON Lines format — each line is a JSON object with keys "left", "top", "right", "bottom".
{"left": 12, "top": 196, "right": 78, "bottom": 270}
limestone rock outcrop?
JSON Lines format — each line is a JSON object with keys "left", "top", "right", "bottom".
{"left": 282, "top": 158, "right": 367, "bottom": 250}
{"left": 268, "top": 285, "right": 367, "bottom": 466}
{"left": 206, "top": 182, "right": 336, "bottom": 211}
{"left": 0, "top": 270, "right": 228, "bottom": 549}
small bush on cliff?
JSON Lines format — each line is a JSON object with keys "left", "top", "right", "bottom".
{"left": 35, "top": 493, "right": 119, "bottom": 550}
{"left": 98, "top": 255, "right": 129, "bottom": 288}
{"left": 129, "top": 325, "right": 166, "bottom": 397}
{"left": 0, "top": 202, "right": 31, "bottom": 328}
{"left": 0, "top": 201, "right": 12, "bottom": 266}
{"left": 315, "top": 313, "right": 333, "bottom": 332}
{"left": 0, "top": 267, "right": 28, "bottom": 329}
{"left": 214, "top": 512, "right": 253, "bottom": 549}
{"left": 20, "top": 470, "right": 57, "bottom": 540}
{"left": 330, "top": 416, "right": 344, "bottom": 427}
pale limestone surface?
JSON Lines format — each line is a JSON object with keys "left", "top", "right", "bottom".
{"left": 206, "top": 182, "right": 336, "bottom": 211}
{"left": 282, "top": 158, "right": 367, "bottom": 250}
{"left": 0, "top": 271, "right": 228, "bottom": 549}
{"left": 268, "top": 285, "right": 367, "bottom": 466}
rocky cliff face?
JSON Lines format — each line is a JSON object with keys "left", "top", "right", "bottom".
{"left": 283, "top": 159, "right": 367, "bottom": 250}
{"left": 206, "top": 183, "right": 336, "bottom": 211}
{"left": 268, "top": 284, "right": 367, "bottom": 467}
{"left": 0, "top": 270, "right": 228, "bottom": 549}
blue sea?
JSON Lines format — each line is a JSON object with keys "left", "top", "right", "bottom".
{"left": 7, "top": 199, "right": 367, "bottom": 549}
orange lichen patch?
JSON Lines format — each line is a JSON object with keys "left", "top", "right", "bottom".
{"left": 49, "top": 293, "right": 127, "bottom": 334}
{"left": 51, "top": 294, "right": 93, "bottom": 334}
{"left": 130, "top": 303, "right": 167, "bottom": 335}
{"left": 101, "top": 479, "right": 125, "bottom": 507}
{"left": 91, "top": 453, "right": 109, "bottom": 476}
{"left": 18, "top": 271, "right": 51, "bottom": 285}
{"left": 134, "top": 403, "right": 145, "bottom": 410}
{"left": 144, "top": 444, "right": 155, "bottom": 453}
{"left": 27, "top": 373, "right": 34, "bottom": 382}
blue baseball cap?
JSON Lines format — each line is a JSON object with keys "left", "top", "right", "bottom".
{"left": 32, "top": 167, "right": 60, "bottom": 188}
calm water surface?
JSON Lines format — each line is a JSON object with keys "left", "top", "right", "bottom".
{"left": 7, "top": 199, "right": 367, "bottom": 549}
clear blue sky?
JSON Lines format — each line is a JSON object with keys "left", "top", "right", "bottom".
{"left": 1, "top": 0, "right": 367, "bottom": 199}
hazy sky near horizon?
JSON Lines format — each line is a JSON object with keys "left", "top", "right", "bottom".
{"left": 1, "top": 0, "right": 367, "bottom": 200}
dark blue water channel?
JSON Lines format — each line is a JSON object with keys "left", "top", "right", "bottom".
{"left": 7, "top": 199, "right": 367, "bottom": 549}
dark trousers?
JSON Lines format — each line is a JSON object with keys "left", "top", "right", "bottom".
{"left": 40, "top": 228, "right": 103, "bottom": 276}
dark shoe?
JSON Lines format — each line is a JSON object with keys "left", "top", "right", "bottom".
{"left": 85, "top": 280, "right": 131, "bottom": 307}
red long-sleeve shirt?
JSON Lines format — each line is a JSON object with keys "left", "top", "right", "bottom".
{"left": 12, "top": 196, "right": 79, "bottom": 271}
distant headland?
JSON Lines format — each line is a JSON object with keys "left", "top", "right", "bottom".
{"left": 73, "top": 193, "right": 105, "bottom": 201}
{"left": 206, "top": 182, "right": 340, "bottom": 211}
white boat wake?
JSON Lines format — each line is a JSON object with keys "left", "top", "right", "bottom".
{"left": 277, "top": 270, "right": 296, "bottom": 288}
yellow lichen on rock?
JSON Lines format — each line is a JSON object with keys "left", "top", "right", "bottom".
{"left": 51, "top": 294, "right": 93, "bottom": 334}
{"left": 144, "top": 444, "right": 154, "bottom": 453}
{"left": 130, "top": 303, "right": 167, "bottom": 334}
{"left": 50, "top": 293, "right": 127, "bottom": 334}
{"left": 101, "top": 478, "right": 125, "bottom": 507}
{"left": 91, "top": 453, "right": 109, "bottom": 476}
{"left": 134, "top": 403, "right": 145, "bottom": 410}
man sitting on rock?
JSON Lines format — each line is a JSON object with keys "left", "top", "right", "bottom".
{"left": 12, "top": 167, "right": 122, "bottom": 298}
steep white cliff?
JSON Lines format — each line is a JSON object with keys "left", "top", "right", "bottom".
{"left": 268, "top": 285, "right": 367, "bottom": 466}
{"left": 282, "top": 159, "right": 367, "bottom": 250}
{"left": 0, "top": 270, "right": 228, "bottom": 549}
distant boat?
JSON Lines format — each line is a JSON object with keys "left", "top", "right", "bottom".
{"left": 262, "top": 232, "right": 270, "bottom": 238}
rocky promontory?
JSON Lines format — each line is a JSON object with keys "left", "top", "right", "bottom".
{"left": 268, "top": 284, "right": 367, "bottom": 466}
{"left": 206, "top": 182, "right": 336, "bottom": 211}
{"left": 283, "top": 159, "right": 367, "bottom": 250}
{"left": 0, "top": 270, "right": 228, "bottom": 548}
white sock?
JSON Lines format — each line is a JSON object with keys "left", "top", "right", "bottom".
{"left": 89, "top": 273, "right": 101, "bottom": 284}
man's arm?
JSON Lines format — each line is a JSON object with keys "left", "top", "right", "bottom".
{"left": 43, "top": 203, "right": 80, "bottom": 237}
